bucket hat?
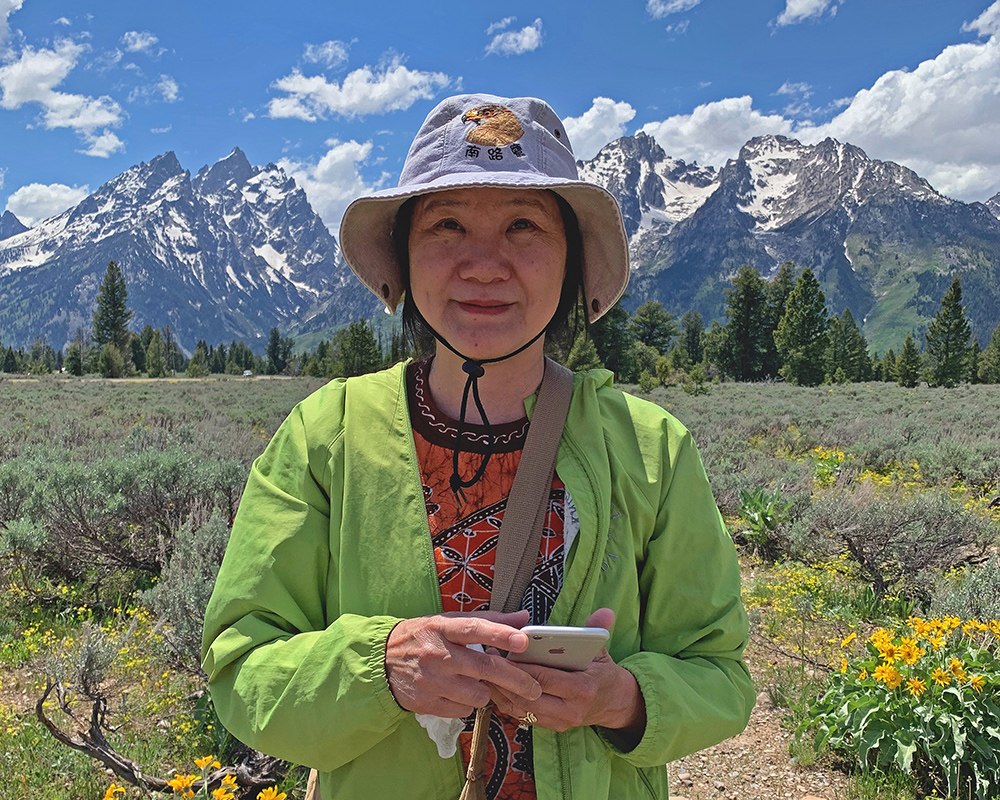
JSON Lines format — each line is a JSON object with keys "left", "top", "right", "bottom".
{"left": 339, "top": 93, "right": 629, "bottom": 323}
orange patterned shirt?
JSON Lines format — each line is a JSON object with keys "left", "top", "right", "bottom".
{"left": 407, "top": 359, "right": 566, "bottom": 800}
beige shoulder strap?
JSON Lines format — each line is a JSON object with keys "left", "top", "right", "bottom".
{"left": 460, "top": 357, "right": 574, "bottom": 800}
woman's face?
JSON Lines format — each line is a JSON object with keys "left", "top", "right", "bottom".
{"left": 408, "top": 187, "right": 567, "bottom": 360}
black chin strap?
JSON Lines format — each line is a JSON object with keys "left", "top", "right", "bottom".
{"left": 411, "top": 305, "right": 548, "bottom": 503}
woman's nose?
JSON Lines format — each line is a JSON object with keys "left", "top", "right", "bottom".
{"left": 455, "top": 237, "right": 512, "bottom": 282}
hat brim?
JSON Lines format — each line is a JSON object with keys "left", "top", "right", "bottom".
{"left": 339, "top": 172, "right": 630, "bottom": 324}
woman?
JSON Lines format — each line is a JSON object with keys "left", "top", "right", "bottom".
{"left": 202, "top": 94, "right": 753, "bottom": 799}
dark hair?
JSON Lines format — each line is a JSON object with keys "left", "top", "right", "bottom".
{"left": 390, "top": 190, "right": 585, "bottom": 356}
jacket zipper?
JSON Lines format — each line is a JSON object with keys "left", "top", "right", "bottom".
{"left": 557, "top": 431, "right": 610, "bottom": 799}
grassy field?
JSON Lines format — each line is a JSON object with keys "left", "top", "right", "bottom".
{"left": 2, "top": 374, "right": 999, "bottom": 799}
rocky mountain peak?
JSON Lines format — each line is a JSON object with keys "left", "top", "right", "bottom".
{"left": 193, "top": 147, "right": 257, "bottom": 196}
{"left": 986, "top": 192, "right": 1000, "bottom": 219}
{"left": 579, "top": 132, "right": 719, "bottom": 239}
{"left": 0, "top": 210, "right": 28, "bottom": 241}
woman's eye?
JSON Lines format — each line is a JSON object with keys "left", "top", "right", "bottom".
{"left": 438, "top": 219, "right": 462, "bottom": 230}
{"left": 510, "top": 218, "right": 535, "bottom": 231}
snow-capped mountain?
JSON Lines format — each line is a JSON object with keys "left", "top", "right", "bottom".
{"left": 0, "top": 149, "right": 376, "bottom": 353}
{"left": 987, "top": 192, "right": 1000, "bottom": 220}
{"left": 577, "top": 131, "right": 717, "bottom": 252}
{"left": 0, "top": 211, "right": 28, "bottom": 241}
{"left": 583, "top": 133, "right": 1000, "bottom": 352}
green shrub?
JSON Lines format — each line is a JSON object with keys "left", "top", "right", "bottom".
{"left": 804, "top": 617, "right": 1000, "bottom": 797}
{"left": 934, "top": 556, "right": 1000, "bottom": 622}
{"left": 735, "top": 486, "right": 790, "bottom": 560}
{"left": 789, "top": 482, "right": 995, "bottom": 602}
{"left": 143, "top": 509, "right": 230, "bottom": 671}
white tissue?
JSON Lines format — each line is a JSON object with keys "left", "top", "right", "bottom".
{"left": 415, "top": 643, "right": 484, "bottom": 758}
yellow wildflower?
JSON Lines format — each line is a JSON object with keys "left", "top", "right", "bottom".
{"left": 949, "top": 658, "right": 967, "bottom": 682}
{"left": 873, "top": 663, "right": 902, "bottom": 688}
{"left": 906, "top": 677, "right": 926, "bottom": 697}
{"left": 841, "top": 658, "right": 848, "bottom": 674}
{"left": 931, "top": 668, "right": 951, "bottom": 686}
{"left": 841, "top": 632, "right": 856, "bottom": 648}
{"left": 970, "top": 675, "right": 986, "bottom": 692}
{"left": 221, "top": 774, "right": 238, "bottom": 789}
{"left": 167, "top": 775, "right": 200, "bottom": 798}
{"left": 859, "top": 669, "right": 868, "bottom": 680}
{"left": 213, "top": 789, "right": 235, "bottom": 800}
{"left": 257, "top": 789, "right": 287, "bottom": 800}
{"left": 103, "top": 784, "right": 127, "bottom": 800}
{"left": 195, "top": 755, "right": 221, "bottom": 770}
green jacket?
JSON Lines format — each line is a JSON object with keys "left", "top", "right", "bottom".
{"left": 202, "top": 364, "right": 753, "bottom": 799}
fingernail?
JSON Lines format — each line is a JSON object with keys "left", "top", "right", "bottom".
{"left": 530, "top": 683, "right": 542, "bottom": 700}
{"left": 510, "top": 632, "right": 528, "bottom": 651}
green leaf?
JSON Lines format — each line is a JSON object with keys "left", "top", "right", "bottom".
{"left": 893, "top": 731, "right": 917, "bottom": 773}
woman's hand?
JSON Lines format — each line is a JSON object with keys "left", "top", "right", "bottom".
{"left": 385, "top": 610, "right": 543, "bottom": 719}
{"left": 488, "top": 609, "right": 647, "bottom": 744}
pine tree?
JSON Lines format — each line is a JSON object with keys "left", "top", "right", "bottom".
{"left": 92, "top": 260, "right": 133, "bottom": 353}
{"left": 681, "top": 309, "right": 704, "bottom": 364}
{"left": 774, "top": 267, "right": 829, "bottom": 386}
{"left": 719, "top": 266, "right": 769, "bottom": 380}
{"left": 146, "top": 330, "right": 167, "bottom": 378}
{"left": 186, "top": 341, "right": 210, "bottom": 377}
{"left": 826, "top": 308, "right": 870, "bottom": 382}
{"left": 629, "top": 300, "right": 677, "bottom": 355}
{"left": 924, "top": 277, "right": 972, "bottom": 388}
{"left": 978, "top": 324, "right": 1000, "bottom": 383}
{"left": 896, "top": 334, "right": 922, "bottom": 388}
{"left": 589, "top": 301, "right": 634, "bottom": 380}
{"left": 341, "top": 321, "right": 382, "bottom": 377}
{"left": 763, "top": 261, "right": 797, "bottom": 377}
{"left": 967, "top": 337, "right": 981, "bottom": 385}
{"left": 565, "top": 330, "right": 602, "bottom": 371}
{"left": 881, "top": 349, "right": 897, "bottom": 383}
{"left": 98, "top": 343, "right": 125, "bottom": 378}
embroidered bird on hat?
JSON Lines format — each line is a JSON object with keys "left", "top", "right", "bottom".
{"left": 461, "top": 104, "right": 525, "bottom": 147}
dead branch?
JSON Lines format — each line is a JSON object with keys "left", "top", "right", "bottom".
{"left": 35, "top": 679, "right": 286, "bottom": 793}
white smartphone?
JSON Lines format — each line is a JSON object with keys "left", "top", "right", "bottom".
{"left": 509, "top": 625, "right": 610, "bottom": 671}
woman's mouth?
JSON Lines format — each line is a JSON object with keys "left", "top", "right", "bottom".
{"left": 456, "top": 300, "right": 513, "bottom": 316}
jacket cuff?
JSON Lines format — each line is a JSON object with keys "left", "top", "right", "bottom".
{"left": 370, "top": 617, "right": 409, "bottom": 722}
{"left": 595, "top": 660, "right": 659, "bottom": 764}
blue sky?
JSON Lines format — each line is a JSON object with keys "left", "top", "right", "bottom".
{"left": 2, "top": 0, "right": 999, "bottom": 229}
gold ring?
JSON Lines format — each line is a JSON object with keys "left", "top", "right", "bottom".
{"left": 517, "top": 711, "right": 537, "bottom": 729}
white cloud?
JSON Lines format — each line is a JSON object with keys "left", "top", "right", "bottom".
{"left": 647, "top": 0, "right": 702, "bottom": 19}
{"left": 278, "top": 138, "right": 387, "bottom": 229}
{"left": 54, "top": 16, "right": 70, "bottom": 26}
{"left": 640, "top": 96, "right": 795, "bottom": 166}
{"left": 486, "top": 16, "right": 516, "bottom": 35}
{"left": 775, "top": 0, "right": 842, "bottom": 27}
{"left": 0, "top": 166, "right": 5, "bottom": 191}
{"left": 302, "top": 40, "right": 350, "bottom": 69}
{"left": 0, "top": 40, "right": 124, "bottom": 134}
{"left": 485, "top": 18, "right": 543, "bottom": 56}
{"left": 797, "top": 34, "right": 1000, "bottom": 200}
{"left": 128, "top": 73, "right": 179, "bottom": 103}
{"left": 0, "top": 39, "right": 125, "bottom": 157}
{"left": 563, "top": 97, "right": 637, "bottom": 160}
{"left": 268, "top": 55, "right": 451, "bottom": 121}
{"left": 150, "top": 124, "right": 171, "bottom": 133}
{"left": 963, "top": 2, "right": 1000, "bottom": 37}
{"left": 157, "top": 74, "right": 179, "bottom": 102}
{"left": 0, "top": 0, "right": 23, "bottom": 46}
{"left": 776, "top": 81, "right": 812, "bottom": 97}
{"left": 77, "top": 130, "right": 124, "bottom": 158}
{"left": 665, "top": 20, "right": 690, "bottom": 35}
{"left": 639, "top": 28, "right": 1000, "bottom": 201}
{"left": 121, "top": 30, "right": 159, "bottom": 54}
{"left": 5, "top": 181, "right": 89, "bottom": 225}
